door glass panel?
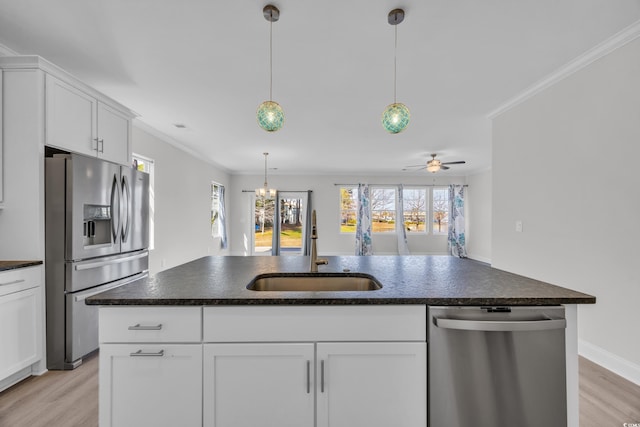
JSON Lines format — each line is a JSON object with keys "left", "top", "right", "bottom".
{"left": 254, "top": 198, "right": 275, "bottom": 254}
{"left": 278, "top": 194, "right": 305, "bottom": 256}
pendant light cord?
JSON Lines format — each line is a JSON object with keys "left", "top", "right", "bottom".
{"left": 393, "top": 23, "right": 398, "bottom": 104}
{"left": 269, "top": 17, "right": 273, "bottom": 101}
{"left": 264, "top": 153, "right": 269, "bottom": 188}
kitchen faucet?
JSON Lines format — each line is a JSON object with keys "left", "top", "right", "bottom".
{"left": 310, "top": 210, "right": 328, "bottom": 273}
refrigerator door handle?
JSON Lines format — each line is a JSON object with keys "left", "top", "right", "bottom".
{"left": 74, "top": 251, "right": 149, "bottom": 271}
{"left": 433, "top": 317, "right": 566, "bottom": 332}
{"left": 121, "top": 174, "right": 131, "bottom": 243}
{"left": 110, "top": 174, "right": 120, "bottom": 243}
{"left": 73, "top": 272, "right": 148, "bottom": 302}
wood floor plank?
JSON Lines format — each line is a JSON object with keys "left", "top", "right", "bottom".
{"left": 0, "top": 353, "right": 638, "bottom": 426}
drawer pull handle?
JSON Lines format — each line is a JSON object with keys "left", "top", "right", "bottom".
{"left": 130, "top": 349, "right": 165, "bottom": 357}
{"left": 0, "top": 279, "right": 26, "bottom": 287}
{"left": 321, "top": 360, "right": 325, "bottom": 393}
{"left": 128, "top": 323, "right": 163, "bottom": 331}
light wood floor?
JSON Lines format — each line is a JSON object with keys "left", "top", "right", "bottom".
{"left": 0, "top": 354, "right": 638, "bottom": 426}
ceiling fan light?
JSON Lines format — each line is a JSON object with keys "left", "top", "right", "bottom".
{"left": 257, "top": 101, "right": 285, "bottom": 132}
{"left": 426, "top": 163, "right": 440, "bottom": 173}
{"left": 382, "top": 102, "right": 410, "bottom": 134}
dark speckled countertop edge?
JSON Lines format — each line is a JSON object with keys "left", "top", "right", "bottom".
{"left": 85, "top": 255, "right": 596, "bottom": 307}
{"left": 0, "top": 260, "right": 43, "bottom": 272}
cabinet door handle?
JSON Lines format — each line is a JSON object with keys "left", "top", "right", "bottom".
{"left": 98, "top": 138, "right": 104, "bottom": 153}
{"left": 320, "top": 360, "right": 325, "bottom": 393}
{"left": 306, "top": 360, "right": 311, "bottom": 394}
{"left": 129, "top": 349, "right": 164, "bottom": 357}
{"left": 0, "top": 279, "right": 25, "bottom": 287}
{"left": 128, "top": 323, "right": 163, "bottom": 331}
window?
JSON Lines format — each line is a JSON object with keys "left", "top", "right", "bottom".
{"left": 339, "top": 186, "right": 357, "bottom": 233}
{"left": 432, "top": 188, "right": 449, "bottom": 234}
{"left": 254, "top": 197, "right": 275, "bottom": 254}
{"left": 211, "top": 183, "right": 221, "bottom": 237}
{"left": 371, "top": 187, "right": 396, "bottom": 233}
{"left": 403, "top": 188, "right": 427, "bottom": 233}
{"left": 132, "top": 153, "right": 154, "bottom": 250}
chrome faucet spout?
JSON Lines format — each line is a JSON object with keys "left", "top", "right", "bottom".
{"left": 310, "top": 210, "right": 328, "bottom": 273}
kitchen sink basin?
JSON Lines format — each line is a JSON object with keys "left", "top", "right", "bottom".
{"left": 246, "top": 273, "right": 383, "bottom": 292}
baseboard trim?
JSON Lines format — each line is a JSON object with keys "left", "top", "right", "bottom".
{"left": 579, "top": 339, "right": 640, "bottom": 386}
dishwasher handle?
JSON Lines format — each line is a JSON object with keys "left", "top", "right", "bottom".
{"left": 433, "top": 316, "right": 566, "bottom": 332}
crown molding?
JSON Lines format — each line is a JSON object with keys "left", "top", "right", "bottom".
{"left": 488, "top": 18, "right": 640, "bottom": 119}
{"left": 0, "top": 42, "right": 19, "bottom": 56}
{"left": 132, "top": 119, "right": 231, "bottom": 174}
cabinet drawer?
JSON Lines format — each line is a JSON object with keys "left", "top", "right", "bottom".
{"left": 0, "top": 266, "right": 41, "bottom": 297}
{"left": 204, "top": 305, "right": 426, "bottom": 342}
{"left": 99, "top": 307, "right": 202, "bottom": 343}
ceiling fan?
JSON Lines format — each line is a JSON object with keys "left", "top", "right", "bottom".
{"left": 405, "top": 154, "right": 466, "bottom": 173}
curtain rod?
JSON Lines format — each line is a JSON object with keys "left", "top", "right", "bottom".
{"left": 242, "top": 190, "right": 313, "bottom": 193}
{"left": 333, "top": 183, "right": 468, "bottom": 187}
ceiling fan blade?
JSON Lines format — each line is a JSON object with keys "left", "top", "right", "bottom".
{"left": 404, "top": 164, "right": 426, "bottom": 168}
{"left": 441, "top": 161, "right": 466, "bottom": 165}
{"left": 440, "top": 165, "right": 450, "bottom": 170}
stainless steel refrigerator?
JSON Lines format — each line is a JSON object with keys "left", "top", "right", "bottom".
{"left": 45, "top": 153, "right": 150, "bottom": 369}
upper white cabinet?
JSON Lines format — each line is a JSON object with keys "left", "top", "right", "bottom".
{"left": 45, "top": 74, "right": 131, "bottom": 165}
{"left": 0, "top": 56, "right": 135, "bottom": 167}
{"left": 0, "top": 68, "right": 3, "bottom": 205}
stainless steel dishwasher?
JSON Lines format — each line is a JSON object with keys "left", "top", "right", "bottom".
{"left": 429, "top": 306, "right": 567, "bottom": 427}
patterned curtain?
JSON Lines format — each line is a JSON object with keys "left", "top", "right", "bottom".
{"left": 448, "top": 185, "right": 467, "bottom": 258}
{"left": 355, "top": 184, "right": 373, "bottom": 256}
{"left": 218, "top": 185, "right": 228, "bottom": 249}
{"left": 395, "top": 185, "right": 410, "bottom": 255}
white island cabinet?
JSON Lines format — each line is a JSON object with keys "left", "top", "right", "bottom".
{"left": 99, "top": 305, "right": 427, "bottom": 427}
{"left": 98, "top": 307, "right": 203, "bottom": 427}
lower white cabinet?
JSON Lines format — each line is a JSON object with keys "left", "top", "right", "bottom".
{"left": 317, "top": 342, "right": 427, "bottom": 427}
{"left": 0, "top": 287, "right": 41, "bottom": 380}
{"left": 203, "top": 341, "right": 426, "bottom": 427}
{"left": 0, "top": 266, "right": 43, "bottom": 388}
{"left": 99, "top": 344, "right": 202, "bottom": 427}
{"left": 204, "top": 343, "right": 315, "bottom": 427}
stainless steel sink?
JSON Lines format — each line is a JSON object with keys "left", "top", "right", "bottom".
{"left": 246, "top": 273, "right": 383, "bottom": 292}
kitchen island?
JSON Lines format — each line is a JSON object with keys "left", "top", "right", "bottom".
{"left": 87, "top": 255, "right": 594, "bottom": 427}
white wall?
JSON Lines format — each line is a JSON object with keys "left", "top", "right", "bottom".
{"left": 466, "top": 169, "right": 492, "bottom": 263}
{"left": 492, "top": 36, "right": 640, "bottom": 380}
{"left": 229, "top": 174, "right": 466, "bottom": 256}
{"left": 132, "top": 124, "right": 230, "bottom": 274}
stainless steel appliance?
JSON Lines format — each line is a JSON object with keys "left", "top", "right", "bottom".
{"left": 429, "top": 306, "right": 567, "bottom": 427}
{"left": 45, "top": 153, "right": 149, "bottom": 369}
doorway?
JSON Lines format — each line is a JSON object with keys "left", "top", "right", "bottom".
{"left": 252, "top": 191, "right": 308, "bottom": 256}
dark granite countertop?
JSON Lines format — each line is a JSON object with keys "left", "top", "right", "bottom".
{"left": 85, "top": 255, "right": 595, "bottom": 306}
{"left": 0, "top": 260, "right": 43, "bottom": 272}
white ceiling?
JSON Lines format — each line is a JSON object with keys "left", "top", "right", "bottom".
{"left": 0, "top": 0, "right": 639, "bottom": 176}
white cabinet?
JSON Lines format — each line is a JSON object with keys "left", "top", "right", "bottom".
{"left": 0, "top": 68, "right": 3, "bottom": 205}
{"left": 98, "top": 307, "right": 203, "bottom": 427}
{"left": 99, "top": 344, "right": 202, "bottom": 427}
{"left": 204, "top": 343, "right": 315, "bottom": 427}
{"left": 317, "top": 342, "right": 427, "bottom": 427}
{"left": 45, "top": 74, "right": 131, "bottom": 165}
{"left": 0, "top": 266, "right": 43, "bottom": 387}
{"left": 203, "top": 341, "right": 426, "bottom": 427}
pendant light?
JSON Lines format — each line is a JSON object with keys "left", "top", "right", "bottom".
{"left": 257, "top": 5, "right": 285, "bottom": 132}
{"left": 381, "top": 8, "right": 410, "bottom": 134}
{"left": 255, "top": 152, "right": 276, "bottom": 199}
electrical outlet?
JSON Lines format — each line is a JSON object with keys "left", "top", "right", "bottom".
{"left": 515, "top": 221, "right": 523, "bottom": 232}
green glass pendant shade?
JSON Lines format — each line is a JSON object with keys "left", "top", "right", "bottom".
{"left": 381, "top": 102, "right": 410, "bottom": 134}
{"left": 257, "top": 101, "right": 285, "bottom": 132}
